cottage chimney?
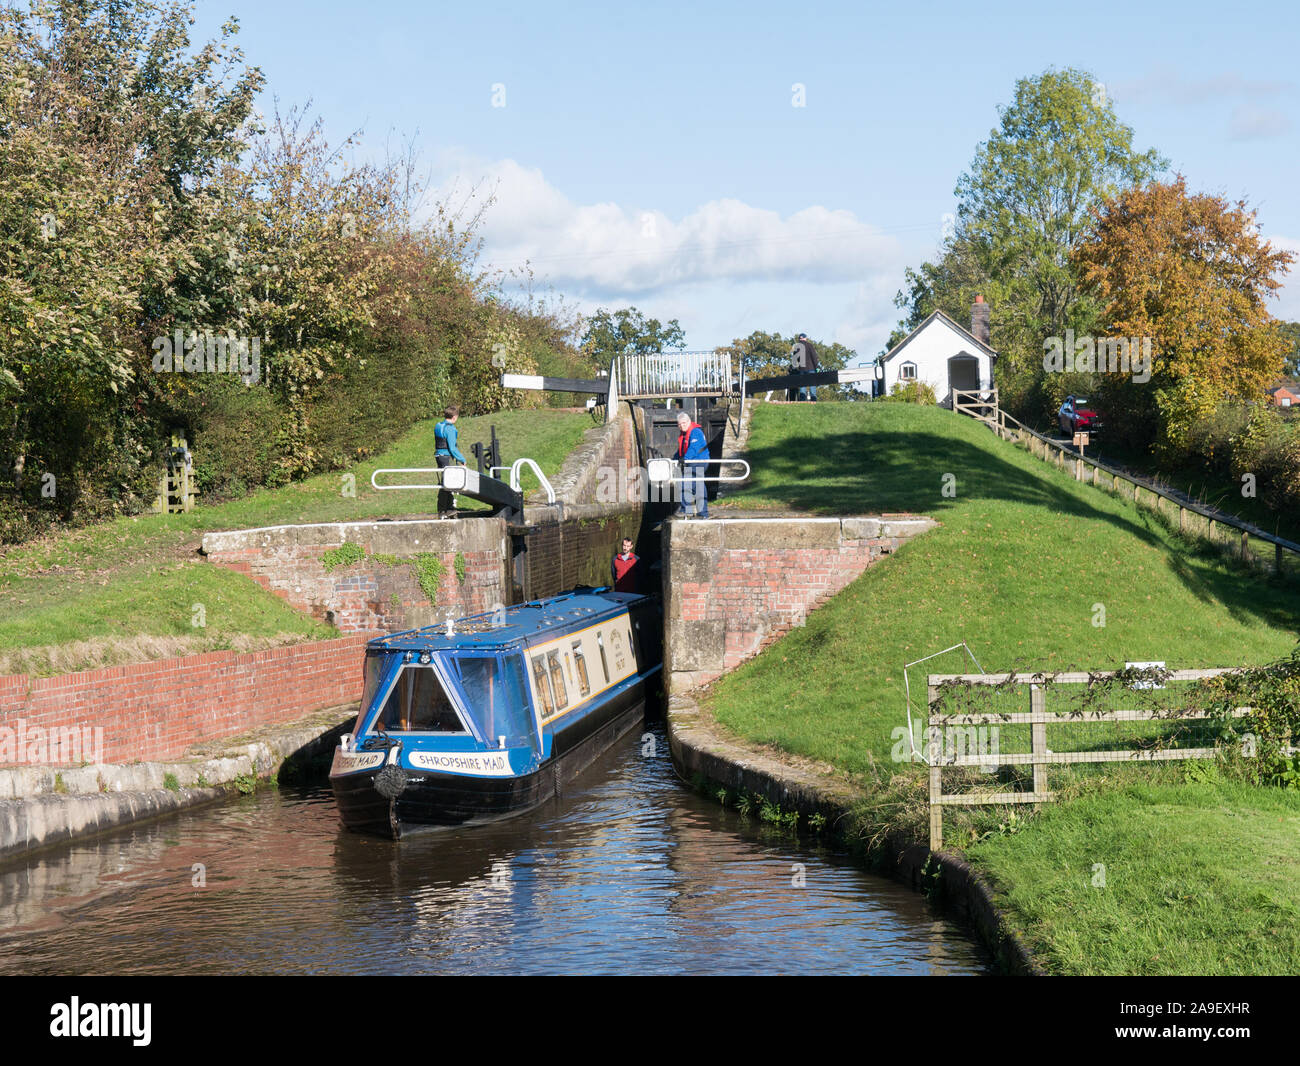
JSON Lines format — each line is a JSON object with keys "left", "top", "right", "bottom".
{"left": 971, "top": 294, "right": 990, "bottom": 346}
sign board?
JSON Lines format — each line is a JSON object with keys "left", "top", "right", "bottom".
{"left": 1126, "top": 661, "right": 1166, "bottom": 690}
{"left": 1073, "top": 431, "right": 1090, "bottom": 448}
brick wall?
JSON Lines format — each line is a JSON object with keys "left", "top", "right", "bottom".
{"left": 512, "top": 505, "right": 643, "bottom": 601}
{"left": 663, "top": 516, "right": 936, "bottom": 693}
{"left": 203, "top": 518, "right": 509, "bottom": 633}
{"left": 0, "top": 634, "right": 375, "bottom": 767}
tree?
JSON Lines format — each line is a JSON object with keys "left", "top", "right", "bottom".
{"left": 1276, "top": 321, "right": 1300, "bottom": 379}
{"left": 0, "top": 0, "right": 262, "bottom": 517}
{"left": 895, "top": 68, "right": 1167, "bottom": 421}
{"left": 580, "top": 307, "right": 685, "bottom": 361}
{"left": 1072, "top": 176, "right": 1295, "bottom": 456}
{"left": 714, "top": 330, "right": 856, "bottom": 398}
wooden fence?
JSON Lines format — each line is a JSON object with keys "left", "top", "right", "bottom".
{"left": 950, "top": 390, "right": 1300, "bottom": 578}
{"left": 924, "top": 667, "right": 1262, "bottom": 849}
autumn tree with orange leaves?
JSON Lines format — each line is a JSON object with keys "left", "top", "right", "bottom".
{"left": 1072, "top": 176, "right": 1294, "bottom": 458}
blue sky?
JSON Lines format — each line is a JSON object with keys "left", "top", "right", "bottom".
{"left": 195, "top": 0, "right": 1300, "bottom": 360}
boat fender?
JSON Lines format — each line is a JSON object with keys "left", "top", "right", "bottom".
{"left": 375, "top": 764, "right": 409, "bottom": 799}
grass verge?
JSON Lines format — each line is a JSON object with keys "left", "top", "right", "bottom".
{"left": 0, "top": 410, "right": 590, "bottom": 673}
{"left": 705, "top": 400, "right": 1300, "bottom": 974}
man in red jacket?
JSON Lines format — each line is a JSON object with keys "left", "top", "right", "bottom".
{"left": 611, "top": 538, "right": 640, "bottom": 592}
{"left": 675, "top": 410, "right": 710, "bottom": 518}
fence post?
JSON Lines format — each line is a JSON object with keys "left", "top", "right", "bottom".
{"left": 928, "top": 683, "right": 943, "bottom": 851}
{"left": 1031, "top": 684, "right": 1047, "bottom": 797}
{"left": 1277, "top": 542, "right": 1284, "bottom": 577}
{"left": 1241, "top": 530, "right": 1248, "bottom": 562}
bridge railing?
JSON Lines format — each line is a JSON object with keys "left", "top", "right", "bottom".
{"left": 612, "top": 350, "right": 733, "bottom": 398}
{"left": 950, "top": 390, "right": 1300, "bottom": 577}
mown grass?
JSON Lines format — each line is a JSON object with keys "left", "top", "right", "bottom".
{"left": 704, "top": 401, "right": 1300, "bottom": 975}
{"left": 710, "top": 402, "right": 1299, "bottom": 774}
{"left": 964, "top": 774, "right": 1300, "bottom": 976}
{"left": 0, "top": 410, "right": 590, "bottom": 673}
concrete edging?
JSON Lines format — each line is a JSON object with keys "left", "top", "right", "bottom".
{"left": 665, "top": 692, "right": 1045, "bottom": 976}
{"left": 0, "top": 706, "right": 354, "bottom": 864}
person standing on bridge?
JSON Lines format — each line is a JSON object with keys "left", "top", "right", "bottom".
{"left": 434, "top": 405, "right": 466, "bottom": 517}
{"left": 790, "top": 333, "right": 820, "bottom": 402}
{"left": 675, "top": 410, "right": 709, "bottom": 519}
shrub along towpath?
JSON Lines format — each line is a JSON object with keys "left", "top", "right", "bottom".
{"left": 690, "top": 400, "right": 1300, "bottom": 975}
{"left": 0, "top": 410, "right": 589, "bottom": 676}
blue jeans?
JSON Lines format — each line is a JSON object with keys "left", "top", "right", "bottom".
{"left": 680, "top": 463, "right": 708, "bottom": 516}
{"left": 798, "top": 368, "right": 817, "bottom": 401}
{"left": 788, "top": 368, "right": 817, "bottom": 401}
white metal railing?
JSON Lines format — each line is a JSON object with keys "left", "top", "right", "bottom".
{"left": 612, "top": 350, "right": 733, "bottom": 397}
{"left": 646, "top": 457, "right": 750, "bottom": 485}
{"left": 508, "top": 457, "right": 556, "bottom": 503}
{"left": 371, "top": 467, "right": 445, "bottom": 491}
{"left": 371, "top": 459, "right": 554, "bottom": 504}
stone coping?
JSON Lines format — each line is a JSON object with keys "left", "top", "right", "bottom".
{"left": 0, "top": 704, "right": 354, "bottom": 862}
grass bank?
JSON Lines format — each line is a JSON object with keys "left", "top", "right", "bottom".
{"left": 0, "top": 410, "right": 589, "bottom": 675}
{"left": 704, "top": 400, "right": 1300, "bottom": 974}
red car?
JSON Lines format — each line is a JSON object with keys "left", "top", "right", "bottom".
{"left": 1058, "top": 396, "right": 1101, "bottom": 436}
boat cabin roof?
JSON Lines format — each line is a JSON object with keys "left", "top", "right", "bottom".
{"left": 369, "top": 589, "right": 645, "bottom": 655}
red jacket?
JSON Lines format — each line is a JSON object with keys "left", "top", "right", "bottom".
{"left": 612, "top": 551, "right": 639, "bottom": 593}
{"left": 677, "top": 422, "right": 707, "bottom": 461}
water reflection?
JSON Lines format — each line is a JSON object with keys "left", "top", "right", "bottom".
{"left": 0, "top": 723, "right": 988, "bottom": 975}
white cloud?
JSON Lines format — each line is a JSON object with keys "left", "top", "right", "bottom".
{"left": 1228, "top": 106, "right": 1293, "bottom": 141}
{"left": 428, "top": 158, "right": 908, "bottom": 298}
{"left": 1112, "top": 69, "right": 1295, "bottom": 106}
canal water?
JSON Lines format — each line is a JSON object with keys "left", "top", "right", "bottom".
{"left": 0, "top": 723, "right": 989, "bottom": 975}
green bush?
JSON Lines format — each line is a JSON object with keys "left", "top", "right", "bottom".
{"left": 321, "top": 543, "right": 365, "bottom": 570}
{"left": 885, "top": 380, "right": 937, "bottom": 404}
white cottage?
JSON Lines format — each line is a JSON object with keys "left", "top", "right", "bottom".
{"left": 873, "top": 297, "right": 997, "bottom": 406}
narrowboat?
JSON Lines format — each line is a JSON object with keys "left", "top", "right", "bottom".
{"left": 329, "top": 588, "right": 662, "bottom": 838}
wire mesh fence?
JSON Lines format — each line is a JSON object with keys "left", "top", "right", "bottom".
{"left": 925, "top": 667, "right": 1252, "bottom": 848}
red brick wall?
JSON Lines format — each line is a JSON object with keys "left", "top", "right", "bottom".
{"left": 664, "top": 517, "right": 936, "bottom": 693}
{"left": 204, "top": 528, "right": 506, "bottom": 633}
{"left": 0, "top": 634, "right": 376, "bottom": 767}
{"left": 677, "top": 542, "right": 882, "bottom": 673}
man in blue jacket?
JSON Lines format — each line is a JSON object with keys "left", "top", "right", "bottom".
{"left": 675, "top": 410, "right": 709, "bottom": 519}
{"left": 434, "top": 405, "right": 466, "bottom": 517}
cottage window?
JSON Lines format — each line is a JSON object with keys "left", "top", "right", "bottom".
{"left": 900, "top": 362, "right": 917, "bottom": 381}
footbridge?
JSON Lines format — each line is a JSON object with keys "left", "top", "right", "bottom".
{"left": 502, "top": 350, "right": 876, "bottom": 478}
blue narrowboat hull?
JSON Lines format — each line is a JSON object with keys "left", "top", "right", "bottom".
{"left": 329, "top": 588, "right": 661, "bottom": 839}
{"left": 332, "top": 681, "right": 648, "bottom": 838}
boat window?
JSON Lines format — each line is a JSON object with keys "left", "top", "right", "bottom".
{"left": 377, "top": 667, "right": 465, "bottom": 733}
{"left": 595, "top": 631, "right": 610, "bottom": 683}
{"left": 453, "top": 655, "right": 536, "bottom": 748}
{"left": 571, "top": 642, "right": 590, "bottom": 696}
{"left": 530, "top": 655, "right": 554, "bottom": 716}
{"left": 546, "top": 650, "right": 569, "bottom": 712}
{"left": 353, "top": 653, "right": 392, "bottom": 737}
